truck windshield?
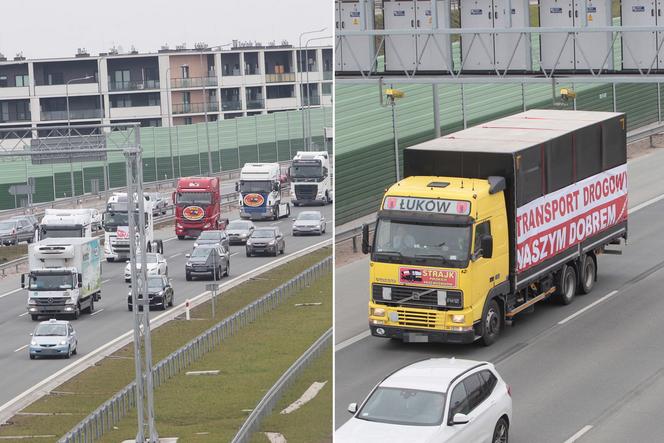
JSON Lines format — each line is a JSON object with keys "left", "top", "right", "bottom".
{"left": 176, "top": 192, "right": 212, "bottom": 205}
{"left": 291, "top": 164, "right": 323, "bottom": 179}
{"left": 239, "top": 180, "right": 272, "bottom": 194}
{"left": 29, "top": 273, "right": 75, "bottom": 291}
{"left": 103, "top": 212, "right": 144, "bottom": 229}
{"left": 41, "top": 227, "right": 83, "bottom": 239}
{"left": 373, "top": 219, "right": 471, "bottom": 266}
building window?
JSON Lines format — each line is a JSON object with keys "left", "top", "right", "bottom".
{"left": 322, "top": 83, "right": 332, "bottom": 96}
{"left": 0, "top": 102, "right": 8, "bottom": 121}
{"left": 181, "top": 65, "right": 190, "bottom": 79}
{"left": 184, "top": 117, "right": 193, "bottom": 125}
{"left": 47, "top": 72, "right": 64, "bottom": 85}
{"left": 0, "top": 75, "right": 9, "bottom": 87}
{"left": 148, "top": 94, "right": 160, "bottom": 106}
{"left": 15, "top": 74, "right": 29, "bottom": 87}
{"left": 16, "top": 101, "right": 29, "bottom": 120}
{"left": 111, "top": 95, "right": 132, "bottom": 108}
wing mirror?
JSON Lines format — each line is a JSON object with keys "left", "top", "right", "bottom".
{"left": 185, "top": 253, "right": 191, "bottom": 258}
{"left": 77, "top": 273, "right": 83, "bottom": 288}
{"left": 21, "top": 274, "right": 25, "bottom": 289}
{"left": 361, "top": 224, "right": 372, "bottom": 255}
{"left": 452, "top": 413, "right": 470, "bottom": 425}
{"left": 347, "top": 403, "right": 358, "bottom": 414}
{"left": 480, "top": 234, "right": 493, "bottom": 259}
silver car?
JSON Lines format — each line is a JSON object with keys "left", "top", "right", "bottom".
{"left": 292, "top": 211, "right": 326, "bottom": 236}
{"left": 226, "top": 220, "right": 255, "bottom": 244}
{"left": 29, "top": 319, "right": 78, "bottom": 359}
{"left": 0, "top": 219, "right": 35, "bottom": 245}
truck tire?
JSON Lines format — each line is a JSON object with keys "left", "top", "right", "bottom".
{"left": 73, "top": 303, "right": 81, "bottom": 320}
{"left": 578, "top": 254, "right": 597, "bottom": 295}
{"left": 480, "top": 299, "right": 502, "bottom": 347}
{"left": 285, "top": 204, "right": 291, "bottom": 217}
{"left": 273, "top": 206, "right": 279, "bottom": 221}
{"left": 555, "top": 265, "right": 577, "bottom": 305}
{"left": 107, "top": 257, "right": 115, "bottom": 263}
{"left": 31, "top": 315, "right": 39, "bottom": 321}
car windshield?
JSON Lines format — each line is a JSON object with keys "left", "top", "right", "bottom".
{"left": 176, "top": 192, "right": 212, "bottom": 205}
{"left": 29, "top": 273, "right": 75, "bottom": 290}
{"left": 252, "top": 230, "right": 275, "bottom": 238}
{"left": 198, "top": 232, "right": 221, "bottom": 240}
{"left": 239, "top": 180, "right": 272, "bottom": 194}
{"left": 191, "top": 247, "right": 212, "bottom": 258}
{"left": 373, "top": 219, "right": 471, "bottom": 267}
{"left": 357, "top": 387, "right": 446, "bottom": 426}
{"left": 0, "top": 221, "right": 16, "bottom": 230}
{"left": 298, "top": 212, "right": 321, "bottom": 221}
{"left": 147, "top": 277, "right": 165, "bottom": 291}
{"left": 34, "top": 323, "right": 67, "bottom": 337}
{"left": 40, "top": 227, "right": 84, "bottom": 239}
{"left": 228, "top": 221, "right": 251, "bottom": 230}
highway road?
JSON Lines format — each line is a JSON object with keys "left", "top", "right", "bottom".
{"left": 334, "top": 148, "right": 664, "bottom": 442}
{"left": 0, "top": 202, "right": 332, "bottom": 408}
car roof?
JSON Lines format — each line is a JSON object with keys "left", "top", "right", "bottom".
{"left": 380, "top": 358, "right": 491, "bottom": 393}
{"left": 299, "top": 211, "right": 322, "bottom": 216}
{"left": 38, "top": 319, "right": 69, "bottom": 327}
{"left": 194, "top": 243, "right": 218, "bottom": 249}
{"left": 255, "top": 227, "right": 278, "bottom": 232}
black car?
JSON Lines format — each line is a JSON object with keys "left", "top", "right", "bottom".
{"left": 246, "top": 227, "right": 285, "bottom": 257}
{"left": 185, "top": 244, "right": 230, "bottom": 281}
{"left": 193, "top": 230, "right": 230, "bottom": 251}
{"left": 127, "top": 275, "right": 174, "bottom": 311}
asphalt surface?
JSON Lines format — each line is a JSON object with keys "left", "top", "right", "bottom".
{"left": 0, "top": 202, "right": 332, "bottom": 408}
{"left": 334, "top": 148, "right": 664, "bottom": 442}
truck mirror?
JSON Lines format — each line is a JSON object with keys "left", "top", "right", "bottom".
{"left": 273, "top": 182, "right": 280, "bottom": 192}
{"left": 480, "top": 234, "right": 493, "bottom": 259}
{"left": 235, "top": 182, "right": 239, "bottom": 192}
{"left": 21, "top": 274, "right": 25, "bottom": 289}
{"left": 77, "top": 273, "right": 83, "bottom": 288}
{"left": 172, "top": 191, "right": 176, "bottom": 204}
{"left": 361, "top": 224, "right": 372, "bottom": 255}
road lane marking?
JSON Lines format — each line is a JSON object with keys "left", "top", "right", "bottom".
{"left": 558, "top": 290, "right": 619, "bottom": 325}
{"left": 18, "top": 312, "right": 27, "bottom": 317}
{"left": 563, "top": 425, "right": 593, "bottom": 443}
{"left": 91, "top": 308, "right": 104, "bottom": 316}
{"left": 0, "top": 288, "right": 22, "bottom": 300}
{"left": 14, "top": 345, "right": 28, "bottom": 353}
{"left": 102, "top": 279, "right": 111, "bottom": 284}
{"left": 335, "top": 330, "right": 372, "bottom": 352}
{"left": 230, "top": 252, "right": 239, "bottom": 257}
{"left": 169, "top": 253, "right": 183, "bottom": 258}
{"left": 163, "top": 236, "right": 178, "bottom": 243}
{"left": 629, "top": 194, "right": 664, "bottom": 215}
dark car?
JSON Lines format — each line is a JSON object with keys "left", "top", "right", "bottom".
{"left": 246, "top": 227, "right": 285, "bottom": 257}
{"left": 127, "top": 275, "right": 174, "bottom": 311}
{"left": 226, "top": 220, "right": 255, "bottom": 244}
{"left": 0, "top": 219, "right": 36, "bottom": 245}
{"left": 11, "top": 214, "right": 39, "bottom": 230}
{"left": 193, "top": 230, "right": 230, "bottom": 251}
{"left": 185, "top": 244, "right": 230, "bottom": 281}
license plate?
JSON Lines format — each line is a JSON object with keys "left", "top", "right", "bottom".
{"left": 404, "top": 333, "right": 429, "bottom": 343}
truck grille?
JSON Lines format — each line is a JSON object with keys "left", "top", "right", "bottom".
{"left": 372, "top": 284, "right": 462, "bottom": 310}
{"left": 33, "top": 297, "right": 68, "bottom": 306}
{"left": 112, "top": 239, "right": 130, "bottom": 253}
{"left": 396, "top": 309, "right": 439, "bottom": 328}
{"left": 294, "top": 184, "right": 317, "bottom": 200}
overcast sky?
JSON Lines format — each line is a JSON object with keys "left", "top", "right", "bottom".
{"left": 0, "top": 0, "right": 332, "bottom": 59}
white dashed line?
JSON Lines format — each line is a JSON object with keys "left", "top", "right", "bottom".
{"left": 335, "top": 331, "right": 372, "bottom": 352}
{"left": 558, "top": 290, "right": 619, "bottom": 325}
{"left": 0, "top": 288, "right": 22, "bottom": 300}
{"left": 102, "top": 279, "right": 111, "bottom": 284}
{"left": 18, "top": 312, "right": 28, "bottom": 318}
{"left": 563, "top": 425, "right": 593, "bottom": 443}
{"left": 169, "top": 253, "right": 183, "bottom": 258}
{"left": 91, "top": 309, "right": 104, "bottom": 316}
{"left": 14, "top": 345, "right": 28, "bottom": 353}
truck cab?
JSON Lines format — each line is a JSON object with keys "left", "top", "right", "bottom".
{"left": 103, "top": 193, "right": 161, "bottom": 262}
{"left": 39, "top": 209, "right": 93, "bottom": 241}
{"left": 238, "top": 163, "right": 291, "bottom": 220}
{"left": 173, "top": 177, "right": 224, "bottom": 239}
{"left": 289, "top": 151, "right": 333, "bottom": 205}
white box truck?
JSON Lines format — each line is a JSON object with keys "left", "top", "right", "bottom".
{"left": 237, "top": 163, "right": 291, "bottom": 220}
{"left": 23, "top": 237, "right": 102, "bottom": 321}
{"left": 38, "top": 208, "right": 95, "bottom": 240}
{"left": 289, "top": 151, "right": 333, "bottom": 206}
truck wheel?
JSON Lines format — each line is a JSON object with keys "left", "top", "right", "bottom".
{"left": 555, "top": 265, "right": 577, "bottom": 305}
{"left": 30, "top": 315, "right": 39, "bottom": 321}
{"left": 480, "top": 299, "right": 502, "bottom": 347}
{"left": 107, "top": 257, "right": 115, "bottom": 263}
{"left": 87, "top": 298, "right": 95, "bottom": 314}
{"left": 177, "top": 235, "right": 185, "bottom": 240}
{"left": 286, "top": 204, "right": 291, "bottom": 217}
{"left": 273, "top": 206, "right": 279, "bottom": 221}
{"left": 578, "top": 254, "right": 596, "bottom": 295}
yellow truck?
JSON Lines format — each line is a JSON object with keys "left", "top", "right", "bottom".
{"left": 361, "top": 110, "right": 628, "bottom": 345}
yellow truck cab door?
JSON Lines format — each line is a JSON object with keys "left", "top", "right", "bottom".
{"left": 470, "top": 220, "right": 497, "bottom": 322}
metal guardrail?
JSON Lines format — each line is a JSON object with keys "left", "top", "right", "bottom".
{"left": 59, "top": 255, "right": 332, "bottom": 443}
{"left": 231, "top": 327, "right": 332, "bottom": 443}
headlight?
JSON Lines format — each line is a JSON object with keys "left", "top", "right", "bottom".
{"left": 58, "top": 340, "right": 67, "bottom": 346}
{"left": 246, "top": 240, "right": 252, "bottom": 245}
{"left": 371, "top": 308, "right": 386, "bottom": 317}
{"left": 31, "top": 340, "right": 37, "bottom": 346}
{"left": 157, "top": 291, "right": 164, "bottom": 297}
{"left": 203, "top": 223, "right": 211, "bottom": 229}
{"left": 28, "top": 299, "right": 37, "bottom": 305}
{"left": 452, "top": 314, "right": 465, "bottom": 324}
{"left": 193, "top": 243, "right": 198, "bottom": 248}
{"left": 186, "top": 263, "right": 192, "bottom": 267}
{"left": 268, "top": 240, "right": 276, "bottom": 245}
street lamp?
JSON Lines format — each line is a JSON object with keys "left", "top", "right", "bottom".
{"left": 298, "top": 28, "right": 326, "bottom": 149}
{"left": 66, "top": 75, "right": 94, "bottom": 206}
{"left": 304, "top": 36, "right": 332, "bottom": 151}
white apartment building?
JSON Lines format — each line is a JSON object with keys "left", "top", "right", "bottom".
{"left": 0, "top": 44, "right": 332, "bottom": 129}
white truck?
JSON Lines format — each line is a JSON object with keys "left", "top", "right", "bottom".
{"left": 289, "top": 151, "right": 333, "bottom": 206}
{"left": 102, "top": 193, "right": 163, "bottom": 262}
{"left": 22, "top": 237, "right": 102, "bottom": 321}
{"left": 38, "top": 208, "right": 95, "bottom": 241}
{"left": 237, "top": 163, "right": 291, "bottom": 220}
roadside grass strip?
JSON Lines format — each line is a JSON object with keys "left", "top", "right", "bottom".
{"left": 97, "top": 272, "right": 332, "bottom": 442}
{"left": 0, "top": 247, "right": 330, "bottom": 442}
{"left": 251, "top": 348, "right": 333, "bottom": 443}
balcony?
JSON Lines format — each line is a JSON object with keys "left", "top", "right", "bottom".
{"left": 266, "top": 73, "right": 296, "bottom": 83}
{"left": 246, "top": 99, "right": 265, "bottom": 110}
{"left": 41, "top": 109, "right": 102, "bottom": 121}
{"left": 221, "top": 101, "right": 242, "bottom": 112}
{"left": 266, "top": 97, "right": 297, "bottom": 110}
{"left": 171, "top": 76, "right": 218, "bottom": 89}
{"left": 0, "top": 86, "right": 30, "bottom": 99}
{"left": 172, "top": 102, "right": 219, "bottom": 114}
{"left": 109, "top": 80, "right": 160, "bottom": 92}
{"left": 35, "top": 82, "right": 100, "bottom": 96}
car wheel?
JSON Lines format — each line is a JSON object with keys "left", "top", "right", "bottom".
{"left": 29, "top": 354, "right": 35, "bottom": 360}
{"left": 224, "top": 261, "right": 230, "bottom": 277}
{"left": 168, "top": 294, "right": 174, "bottom": 307}
{"left": 555, "top": 265, "right": 577, "bottom": 305}
{"left": 578, "top": 254, "right": 596, "bottom": 295}
{"left": 492, "top": 417, "right": 509, "bottom": 443}
{"left": 65, "top": 346, "right": 71, "bottom": 359}
{"left": 128, "top": 304, "right": 133, "bottom": 311}
{"left": 480, "top": 299, "right": 502, "bottom": 347}
{"left": 31, "top": 314, "right": 39, "bottom": 321}
{"left": 186, "top": 272, "right": 192, "bottom": 281}
{"left": 72, "top": 345, "right": 77, "bottom": 355}
{"left": 246, "top": 250, "right": 251, "bottom": 257}
{"left": 107, "top": 257, "right": 115, "bottom": 263}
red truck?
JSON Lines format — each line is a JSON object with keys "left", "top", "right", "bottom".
{"left": 173, "top": 177, "right": 227, "bottom": 239}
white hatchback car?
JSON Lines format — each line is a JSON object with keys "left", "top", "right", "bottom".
{"left": 124, "top": 252, "right": 168, "bottom": 282}
{"left": 336, "top": 358, "right": 512, "bottom": 443}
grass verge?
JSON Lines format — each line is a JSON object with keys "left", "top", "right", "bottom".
{"left": 0, "top": 244, "right": 27, "bottom": 263}
{"left": 0, "top": 247, "right": 330, "bottom": 442}
{"left": 98, "top": 272, "right": 332, "bottom": 442}
{"left": 250, "top": 347, "right": 332, "bottom": 443}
